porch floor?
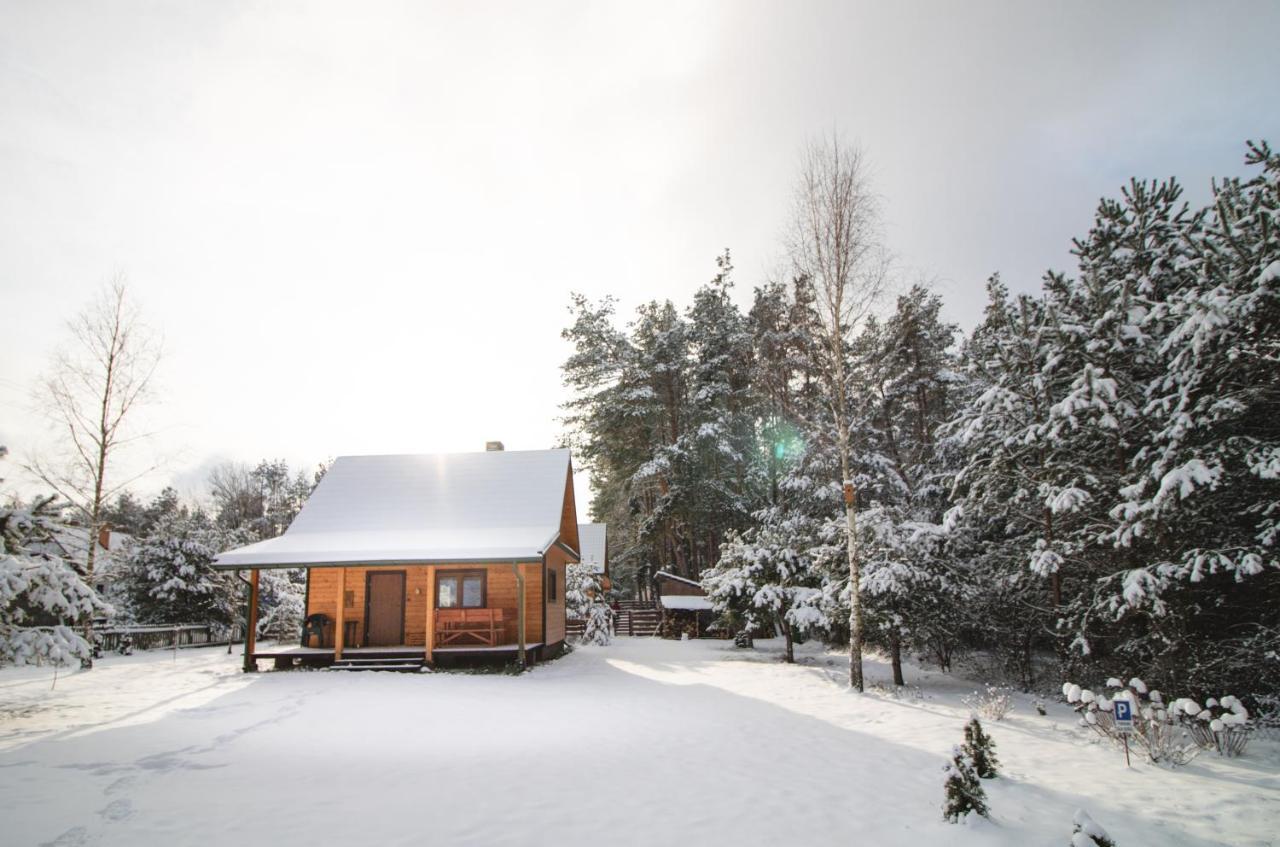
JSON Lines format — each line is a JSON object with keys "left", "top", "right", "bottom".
{"left": 250, "top": 643, "right": 544, "bottom": 658}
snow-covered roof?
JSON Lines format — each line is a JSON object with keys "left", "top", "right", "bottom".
{"left": 29, "top": 526, "right": 133, "bottom": 578}
{"left": 659, "top": 595, "right": 713, "bottom": 611}
{"left": 654, "top": 570, "right": 702, "bottom": 589}
{"left": 213, "top": 449, "right": 577, "bottom": 569}
{"left": 578, "top": 523, "right": 606, "bottom": 573}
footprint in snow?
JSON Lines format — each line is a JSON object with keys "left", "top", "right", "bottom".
{"left": 39, "top": 826, "right": 88, "bottom": 846}
{"left": 98, "top": 798, "right": 133, "bottom": 822}
{"left": 104, "top": 775, "right": 135, "bottom": 796}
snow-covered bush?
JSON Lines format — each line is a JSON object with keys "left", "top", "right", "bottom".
{"left": 1063, "top": 677, "right": 1203, "bottom": 765}
{"left": 1, "top": 497, "right": 110, "bottom": 666}
{"left": 1179, "top": 695, "right": 1253, "bottom": 757}
{"left": 963, "top": 717, "right": 999, "bottom": 779}
{"left": 942, "top": 745, "right": 988, "bottom": 822}
{"left": 963, "top": 684, "right": 1015, "bottom": 721}
{"left": 1071, "top": 809, "right": 1116, "bottom": 847}
{"left": 565, "top": 563, "right": 612, "bottom": 646}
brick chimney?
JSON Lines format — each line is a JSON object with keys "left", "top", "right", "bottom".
{"left": 98, "top": 523, "right": 112, "bottom": 550}
{"left": 485, "top": 441, "right": 505, "bottom": 452}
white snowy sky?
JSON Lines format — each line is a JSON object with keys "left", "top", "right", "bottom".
{"left": 2, "top": 0, "right": 1277, "bottom": 506}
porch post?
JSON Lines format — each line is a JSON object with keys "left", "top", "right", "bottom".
{"left": 334, "top": 567, "right": 346, "bottom": 661}
{"left": 243, "top": 568, "right": 260, "bottom": 673}
{"left": 424, "top": 565, "right": 436, "bottom": 664}
{"left": 514, "top": 563, "right": 527, "bottom": 667}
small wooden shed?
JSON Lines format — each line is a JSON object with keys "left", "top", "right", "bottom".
{"left": 212, "top": 447, "right": 580, "bottom": 670}
{"left": 654, "top": 570, "right": 717, "bottom": 639}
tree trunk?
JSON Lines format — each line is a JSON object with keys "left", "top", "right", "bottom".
{"left": 890, "top": 629, "right": 904, "bottom": 687}
{"left": 781, "top": 618, "right": 794, "bottom": 664}
{"left": 840, "top": 420, "right": 864, "bottom": 692}
{"left": 1044, "top": 506, "right": 1062, "bottom": 607}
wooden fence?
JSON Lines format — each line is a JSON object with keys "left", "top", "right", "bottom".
{"left": 95, "top": 623, "right": 243, "bottom": 653}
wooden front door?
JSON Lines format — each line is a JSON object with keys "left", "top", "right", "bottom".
{"left": 365, "top": 571, "right": 406, "bottom": 646}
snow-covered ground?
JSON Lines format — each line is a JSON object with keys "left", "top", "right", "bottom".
{"left": 0, "top": 639, "right": 1276, "bottom": 847}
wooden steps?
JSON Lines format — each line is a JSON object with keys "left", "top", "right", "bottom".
{"left": 613, "top": 600, "right": 660, "bottom": 637}
{"left": 328, "top": 656, "right": 425, "bottom": 672}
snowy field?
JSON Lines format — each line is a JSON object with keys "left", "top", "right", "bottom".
{"left": 0, "top": 639, "right": 1276, "bottom": 847}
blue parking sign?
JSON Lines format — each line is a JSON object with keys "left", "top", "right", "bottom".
{"left": 1114, "top": 699, "right": 1134, "bottom": 733}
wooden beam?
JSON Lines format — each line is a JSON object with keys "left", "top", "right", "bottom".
{"left": 424, "top": 565, "right": 436, "bottom": 664}
{"left": 243, "top": 568, "right": 260, "bottom": 673}
{"left": 515, "top": 563, "right": 527, "bottom": 667}
{"left": 334, "top": 566, "right": 346, "bottom": 661}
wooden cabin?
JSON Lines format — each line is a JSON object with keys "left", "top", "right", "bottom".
{"left": 212, "top": 447, "right": 579, "bottom": 670}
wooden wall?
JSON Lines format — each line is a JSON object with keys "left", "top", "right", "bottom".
{"left": 305, "top": 563, "right": 547, "bottom": 647}
{"left": 656, "top": 574, "right": 705, "bottom": 597}
{"left": 544, "top": 547, "right": 569, "bottom": 646}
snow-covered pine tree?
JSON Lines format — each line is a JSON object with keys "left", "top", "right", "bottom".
{"left": 682, "top": 252, "right": 761, "bottom": 572}
{"left": 947, "top": 276, "right": 1074, "bottom": 682}
{"left": 962, "top": 716, "right": 999, "bottom": 779}
{"left": 562, "top": 257, "right": 774, "bottom": 599}
{"left": 0, "top": 494, "right": 109, "bottom": 665}
{"left": 566, "top": 562, "right": 613, "bottom": 645}
{"left": 255, "top": 568, "right": 305, "bottom": 641}
{"left": 1102, "top": 142, "right": 1280, "bottom": 697}
{"left": 1037, "top": 175, "right": 1199, "bottom": 675}
{"left": 855, "top": 286, "right": 968, "bottom": 685}
{"left": 704, "top": 513, "right": 828, "bottom": 663}
{"left": 207, "top": 459, "right": 317, "bottom": 641}
{"left": 941, "top": 745, "right": 988, "bottom": 822}
{"left": 125, "top": 509, "right": 243, "bottom": 628}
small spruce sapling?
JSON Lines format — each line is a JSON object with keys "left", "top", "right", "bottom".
{"left": 963, "top": 717, "right": 999, "bottom": 779}
{"left": 1070, "top": 809, "right": 1116, "bottom": 847}
{"left": 942, "top": 746, "right": 988, "bottom": 822}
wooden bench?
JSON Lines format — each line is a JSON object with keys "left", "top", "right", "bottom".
{"left": 435, "top": 608, "right": 505, "bottom": 646}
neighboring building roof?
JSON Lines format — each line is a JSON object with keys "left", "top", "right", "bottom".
{"left": 654, "top": 570, "right": 702, "bottom": 589}
{"left": 577, "top": 523, "right": 606, "bottom": 573}
{"left": 29, "top": 525, "right": 133, "bottom": 579}
{"left": 213, "top": 449, "right": 579, "bottom": 569}
{"left": 659, "top": 595, "right": 713, "bottom": 611}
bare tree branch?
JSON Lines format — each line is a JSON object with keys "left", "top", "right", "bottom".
{"left": 787, "top": 132, "right": 890, "bottom": 691}
{"left": 22, "top": 276, "right": 163, "bottom": 667}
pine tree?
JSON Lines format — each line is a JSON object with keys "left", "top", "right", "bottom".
{"left": 962, "top": 717, "right": 999, "bottom": 779}
{"left": 566, "top": 562, "right": 613, "bottom": 646}
{"left": 855, "top": 286, "right": 967, "bottom": 685}
{"left": 942, "top": 745, "right": 989, "bottom": 822}
{"left": 125, "top": 509, "right": 243, "bottom": 627}
{"left": 704, "top": 510, "right": 830, "bottom": 663}
{"left": 0, "top": 493, "right": 110, "bottom": 665}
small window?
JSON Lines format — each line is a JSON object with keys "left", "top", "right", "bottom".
{"left": 437, "top": 571, "right": 486, "bottom": 608}
{"left": 547, "top": 569, "right": 557, "bottom": 602}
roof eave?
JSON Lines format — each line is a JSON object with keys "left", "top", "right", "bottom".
{"left": 211, "top": 555, "right": 546, "bottom": 571}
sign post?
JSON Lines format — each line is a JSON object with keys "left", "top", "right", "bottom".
{"left": 1113, "top": 699, "right": 1135, "bottom": 767}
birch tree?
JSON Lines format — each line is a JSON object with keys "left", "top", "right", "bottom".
{"left": 25, "top": 278, "right": 161, "bottom": 665}
{"left": 788, "top": 135, "right": 888, "bottom": 690}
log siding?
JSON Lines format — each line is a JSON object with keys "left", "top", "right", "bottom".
{"left": 305, "top": 563, "right": 546, "bottom": 647}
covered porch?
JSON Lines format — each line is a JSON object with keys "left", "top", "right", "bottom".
{"left": 241, "top": 561, "right": 552, "bottom": 670}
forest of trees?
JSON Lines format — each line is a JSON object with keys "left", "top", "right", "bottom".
{"left": 1, "top": 452, "right": 323, "bottom": 666}
{"left": 563, "top": 140, "right": 1279, "bottom": 704}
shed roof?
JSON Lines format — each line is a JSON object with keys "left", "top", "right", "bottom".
{"left": 213, "top": 449, "right": 578, "bottom": 569}
{"left": 577, "top": 523, "right": 606, "bottom": 573}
